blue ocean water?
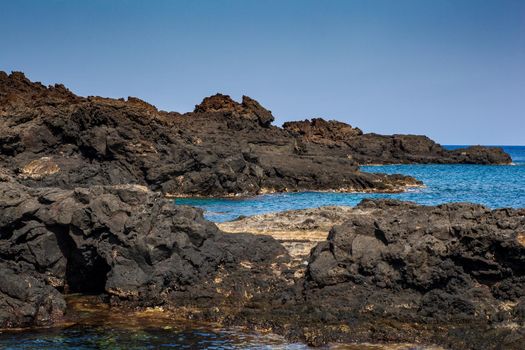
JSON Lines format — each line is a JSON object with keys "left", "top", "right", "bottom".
{"left": 179, "top": 146, "right": 525, "bottom": 222}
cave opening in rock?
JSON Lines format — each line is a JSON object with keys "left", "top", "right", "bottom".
{"left": 54, "top": 228, "right": 110, "bottom": 295}
{"left": 65, "top": 247, "right": 110, "bottom": 294}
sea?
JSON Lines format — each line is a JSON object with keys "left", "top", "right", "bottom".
{"left": 180, "top": 146, "right": 525, "bottom": 222}
{"left": 1, "top": 146, "right": 523, "bottom": 349}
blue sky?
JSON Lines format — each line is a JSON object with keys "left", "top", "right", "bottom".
{"left": 1, "top": 0, "right": 524, "bottom": 145}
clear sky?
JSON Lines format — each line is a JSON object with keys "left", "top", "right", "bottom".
{"left": 1, "top": 0, "right": 524, "bottom": 145}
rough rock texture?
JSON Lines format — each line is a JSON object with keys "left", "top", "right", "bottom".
{"left": 283, "top": 119, "right": 511, "bottom": 164}
{"left": 214, "top": 201, "right": 525, "bottom": 349}
{"left": 298, "top": 199, "right": 525, "bottom": 348}
{"left": 0, "top": 177, "right": 292, "bottom": 328}
{"left": 1, "top": 170, "right": 524, "bottom": 349}
{"left": 0, "top": 261, "right": 66, "bottom": 328}
{"left": 0, "top": 71, "right": 521, "bottom": 349}
{"left": 0, "top": 71, "right": 420, "bottom": 197}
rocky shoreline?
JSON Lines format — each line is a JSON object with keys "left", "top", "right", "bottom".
{"left": 283, "top": 118, "right": 512, "bottom": 165}
{"left": 0, "top": 71, "right": 511, "bottom": 198}
{"left": 2, "top": 178, "right": 524, "bottom": 348}
{"left": 1, "top": 71, "right": 523, "bottom": 349}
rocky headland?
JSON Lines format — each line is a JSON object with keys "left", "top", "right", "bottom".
{"left": 283, "top": 118, "right": 511, "bottom": 165}
{"left": 0, "top": 71, "right": 522, "bottom": 349}
{"left": 0, "top": 71, "right": 512, "bottom": 198}
{"left": 0, "top": 71, "right": 422, "bottom": 197}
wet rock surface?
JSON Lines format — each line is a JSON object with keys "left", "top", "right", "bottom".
{"left": 284, "top": 119, "right": 512, "bottom": 164}
{"left": 0, "top": 72, "right": 422, "bottom": 197}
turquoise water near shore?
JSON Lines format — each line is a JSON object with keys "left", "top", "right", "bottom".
{"left": 180, "top": 146, "right": 525, "bottom": 222}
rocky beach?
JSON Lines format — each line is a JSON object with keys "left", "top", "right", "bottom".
{"left": 1, "top": 72, "right": 524, "bottom": 349}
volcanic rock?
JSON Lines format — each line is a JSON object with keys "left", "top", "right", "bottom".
{"left": 0, "top": 178, "right": 291, "bottom": 327}
{"left": 0, "top": 71, "right": 422, "bottom": 196}
{"left": 299, "top": 199, "right": 525, "bottom": 348}
{"left": 217, "top": 200, "right": 525, "bottom": 349}
{"left": 1, "top": 173, "right": 524, "bottom": 349}
{"left": 284, "top": 119, "right": 511, "bottom": 164}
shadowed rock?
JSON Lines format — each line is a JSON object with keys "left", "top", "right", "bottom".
{"left": 0, "top": 177, "right": 292, "bottom": 328}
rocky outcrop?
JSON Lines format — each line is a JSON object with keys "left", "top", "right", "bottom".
{"left": 1, "top": 172, "right": 524, "bottom": 348}
{"left": 0, "top": 71, "right": 420, "bottom": 196}
{"left": 284, "top": 119, "right": 512, "bottom": 164}
{"left": 0, "top": 177, "right": 292, "bottom": 328}
{"left": 0, "top": 71, "right": 521, "bottom": 349}
{"left": 298, "top": 199, "right": 525, "bottom": 348}
{"left": 215, "top": 201, "right": 525, "bottom": 348}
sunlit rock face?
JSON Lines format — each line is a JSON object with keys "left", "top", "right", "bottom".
{"left": 8, "top": 70, "right": 516, "bottom": 198}
{"left": 283, "top": 119, "right": 511, "bottom": 165}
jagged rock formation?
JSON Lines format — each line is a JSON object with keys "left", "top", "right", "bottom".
{"left": 284, "top": 119, "right": 511, "bottom": 164}
{"left": 222, "top": 200, "right": 525, "bottom": 349}
{"left": 0, "top": 71, "right": 422, "bottom": 197}
{"left": 1, "top": 175, "right": 524, "bottom": 349}
{"left": 0, "top": 177, "right": 292, "bottom": 328}
{"left": 304, "top": 200, "right": 524, "bottom": 348}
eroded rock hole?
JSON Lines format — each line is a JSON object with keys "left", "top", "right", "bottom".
{"left": 54, "top": 228, "right": 110, "bottom": 295}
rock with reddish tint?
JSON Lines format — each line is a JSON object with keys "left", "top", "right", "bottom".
{"left": 0, "top": 70, "right": 431, "bottom": 197}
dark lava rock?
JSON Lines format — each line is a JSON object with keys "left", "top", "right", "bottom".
{"left": 299, "top": 199, "right": 525, "bottom": 348}
{"left": 284, "top": 119, "right": 512, "bottom": 164}
{"left": 0, "top": 71, "right": 519, "bottom": 349}
{"left": 1, "top": 172, "right": 524, "bottom": 349}
{"left": 0, "top": 71, "right": 419, "bottom": 197}
{"left": 0, "top": 261, "right": 66, "bottom": 328}
{"left": 0, "top": 178, "right": 291, "bottom": 327}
